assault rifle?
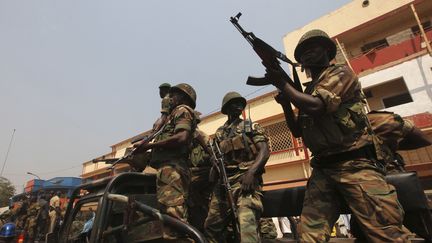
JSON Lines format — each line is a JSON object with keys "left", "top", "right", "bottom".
{"left": 103, "top": 125, "right": 166, "bottom": 171}
{"left": 230, "top": 12, "right": 303, "bottom": 92}
{"left": 208, "top": 139, "right": 241, "bottom": 242}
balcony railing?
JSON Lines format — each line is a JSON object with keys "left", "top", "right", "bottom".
{"left": 349, "top": 29, "right": 432, "bottom": 74}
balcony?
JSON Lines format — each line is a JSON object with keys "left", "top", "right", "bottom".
{"left": 349, "top": 29, "right": 432, "bottom": 75}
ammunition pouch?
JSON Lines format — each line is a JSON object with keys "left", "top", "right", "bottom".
{"left": 219, "top": 135, "right": 245, "bottom": 153}
{"left": 219, "top": 135, "right": 257, "bottom": 161}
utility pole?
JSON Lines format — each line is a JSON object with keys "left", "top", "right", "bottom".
{"left": 1, "top": 129, "right": 16, "bottom": 177}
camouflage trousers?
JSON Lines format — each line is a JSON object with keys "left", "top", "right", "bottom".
{"left": 300, "top": 159, "right": 411, "bottom": 243}
{"left": 24, "top": 216, "right": 38, "bottom": 239}
{"left": 156, "top": 164, "right": 190, "bottom": 238}
{"left": 188, "top": 166, "right": 212, "bottom": 232}
{"left": 259, "top": 218, "right": 278, "bottom": 239}
{"left": 204, "top": 179, "right": 263, "bottom": 243}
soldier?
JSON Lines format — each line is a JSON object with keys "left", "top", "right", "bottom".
{"left": 266, "top": 29, "right": 411, "bottom": 242}
{"left": 153, "top": 83, "right": 172, "bottom": 132}
{"left": 37, "top": 192, "right": 50, "bottom": 239}
{"left": 14, "top": 197, "right": 29, "bottom": 230}
{"left": 368, "top": 111, "right": 432, "bottom": 174}
{"left": 134, "top": 83, "right": 197, "bottom": 240}
{"left": 204, "top": 91, "right": 270, "bottom": 243}
{"left": 24, "top": 195, "right": 41, "bottom": 242}
{"left": 187, "top": 115, "right": 213, "bottom": 233}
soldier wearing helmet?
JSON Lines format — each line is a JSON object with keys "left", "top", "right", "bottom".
{"left": 134, "top": 83, "right": 197, "bottom": 240}
{"left": 153, "top": 83, "right": 172, "bottom": 132}
{"left": 204, "top": 91, "right": 270, "bottom": 243}
{"left": 266, "top": 30, "right": 411, "bottom": 242}
{"left": 159, "top": 82, "right": 172, "bottom": 113}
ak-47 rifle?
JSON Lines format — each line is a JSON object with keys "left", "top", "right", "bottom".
{"left": 230, "top": 12, "right": 303, "bottom": 92}
{"left": 208, "top": 139, "right": 241, "bottom": 242}
{"left": 105, "top": 125, "right": 166, "bottom": 171}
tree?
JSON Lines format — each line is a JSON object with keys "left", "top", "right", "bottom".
{"left": 0, "top": 177, "right": 16, "bottom": 207}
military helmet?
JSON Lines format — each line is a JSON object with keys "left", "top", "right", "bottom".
{"left": 0, "top": 223, "right": 16, "bottom": 237}
{"left": 221, "top": 91, "right": 246, "bottom": 115}
{"left": 170, "top": 83, "right": 197, "bottom": 109}
{"left": 294, "top": 29, "right": 337, "bottom": 63}
{"left": 159, "top": 83, "right": 171, "bottom": 89}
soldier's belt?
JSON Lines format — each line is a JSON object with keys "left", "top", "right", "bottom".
{"left": 314, "top": 145, "right": 376, "bottom": 164}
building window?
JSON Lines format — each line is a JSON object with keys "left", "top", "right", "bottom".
{"left": 363, "top": 77, "right": 413, "bottom": 110}
{"left": 263, "top": 121, "right": 295, "bottom": 152}
{"left": 361, "top": 38, "right": 389, "bottom": 54}
{"left": 382, "top": 93, "right": 413, "bottom": 108}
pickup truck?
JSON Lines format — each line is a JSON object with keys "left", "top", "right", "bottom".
{"left": 46, "top": 171, "right": 432, "bottom": 243}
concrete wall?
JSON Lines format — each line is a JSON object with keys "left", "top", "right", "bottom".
{"left": 360, "top": 54, "right": 432, "bottom": 116}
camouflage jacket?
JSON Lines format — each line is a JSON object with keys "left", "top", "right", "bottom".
{"left": 150, "top": 104, "right": 197, "bottom": 168}
{"left": 368, "top": 111, "right": 414, "bottom": 152}
{"left": 216, "top": 118, "right": 268, "bottom": 169}
{"left": 368, "top": 111, "right": 414, "bottom": 163}
{"left": 160, "top": 94, "right": 171, "bottom": 115}
{"left": 27, "top": 202, "right": 41, "bottom": 217}
{"left": 190, "top": 129, "right": 211, "bottom": 168}
{"left": 300, "top": 64, "right": 381, "bottom": 160}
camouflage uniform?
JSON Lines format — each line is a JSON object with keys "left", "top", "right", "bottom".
{"left": 161, "top": 93, "right": 171, "bottom": 115}
{"left": 24, "top": 200, "right": 41, "bottom": 241}
{"left": 204, "top": 118, "right": 268, "bottom": 243}
{"left": 298, "top": 64, "right": 410, "bottom": 242}
{"left": 159, "top": 82, "right": 171, "bottom": 115}
{"left": 187, "top": 128, "right": 213, "bottom": 232}
{"left": 14, "top": 200, "right": 28, "bottom": 230}
{"left": 150, "top": 102, "right": 197, "bottom": 237}
{"left": 368, "top": 111, "right": 415, "bottom": 174}
{"left": 259, "top": 218, "right": 278, "bottom": 239}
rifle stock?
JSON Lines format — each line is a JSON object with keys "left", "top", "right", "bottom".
{"left": 208, "top": 139, "right": 241, "bottom": 242}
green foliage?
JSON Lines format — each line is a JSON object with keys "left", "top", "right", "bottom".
{"left": 0, "top": 177, "right": 15, "bottom": 207}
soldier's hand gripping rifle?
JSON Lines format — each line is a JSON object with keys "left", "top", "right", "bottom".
{"left": 208, "top": 139, "right": 241, "bottom": 242}
{"left": 103, "top": 124, "right": 166, "bottom": 171}
{"left": 230, "top": 12, "right": 303, "bottom": 92}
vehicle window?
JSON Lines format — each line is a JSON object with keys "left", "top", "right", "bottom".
{"left": 66, "top": 201, "right": 98, "bottom": 243}
{"left": 102, "top": 194, "right": 163, "bottom": 243}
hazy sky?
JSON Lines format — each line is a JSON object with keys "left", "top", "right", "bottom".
{"left": 0, "top": 1, "right": 350, "bottom": 192}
